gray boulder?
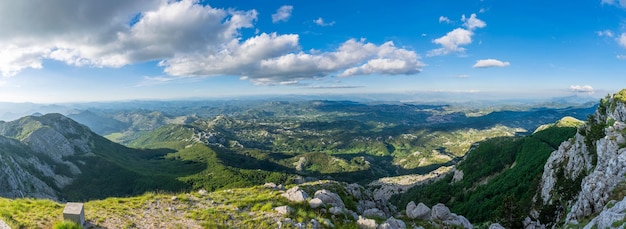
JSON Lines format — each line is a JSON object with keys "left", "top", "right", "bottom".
{"left": 358, "top": 200, "right": 377, "bottom": 214}
{"left": 329, "top": 206, "right": 344, "bottom": 215}
{"left": 377, "top": 216, "right": 406, "bottom": 229}
{"left": 444, "top": 214, "right": 472, "bottom": 229}
{"left": 363, "top": 208, "right": 387, "bottom": 219}
{"left": 489, "top": 223, "right": 505, "bottom": 229}
{"left": 282, "top": 186, "right": 308, "bottom": 203}
{"left": 431, "top": 203, "right": 451, "bottom": 221}
{"left": 314, "top": 189, "right": 345, "bottom": 208}
{"left": 406, "top": 201, "right": 431, "bottom": 220}
{"left": 347, "top": 183, "right": 363, "bottom": 198}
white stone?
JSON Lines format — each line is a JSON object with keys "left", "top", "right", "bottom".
{"left": 63, "top": 202, "right": 85, "bottom": 226}
{"left": 309, "top": 198, "right": 324, "bottom": 208}
{"left": 357, "top": 216, "right": 378, "bottom": 229}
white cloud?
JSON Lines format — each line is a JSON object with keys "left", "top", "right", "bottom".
{"left": 439, "top": 16, "right": 451, "bottom": 24}
{"left": 602, "top": 0, "right": 626, "bottom": 7}
{"left": 428, "top": 13, "right": 485, "bottom": 56}
{"left": 597, "top": 30, "right": 614, "bottom": 37}
{"left": 569, "top": 85, "right": 594, "bottom": 94}
{"left": 462, "top": 14, "right": 486, "bottom": 30}
{"left": 0, "top": 0, "right": 422, "bottom": 84}
{"left": 428, "top": 28, "right": 473, "bottom": 56}
{"left": 458, "top": 74, "right": 470, "bottom": 78}
{"left": 617, "top": 54, "right": 626, "bottom": 59}
{"left": 473, "top": 59, "right": 510, "bottom": 68}
{"left": 272, "top": 5, "right": 293, "bottom": 23}
{"left": 163, "top": 37, "right": 424, "bottom": 84}
{"left": 619, "top": 33, "right": 626, "bottom": 48}
{"left": 314, "top": 17, "right": 335, "bottom": 26}
{"left": 0, "top": 0, "right": 258, "bottom": 76}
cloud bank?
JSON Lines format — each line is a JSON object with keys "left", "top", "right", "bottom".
{"left": 569, "top": 85, "right": 594, "bottom": 94}
{"left": 0, "top": 0, "right": 423, "bottom": 85}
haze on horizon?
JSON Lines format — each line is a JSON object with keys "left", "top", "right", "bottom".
{"left": 0, "top": 0, "right": 624, "bottom": 103}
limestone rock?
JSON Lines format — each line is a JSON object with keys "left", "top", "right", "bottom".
{"left": 377, "top": 216, "right": 406, "bottom": 229}
{"left": 309, "top": 198, "right": 324, "bottom": 208}
{"left": 489, "top": 223, "right": 505, "bottom": 229}
{"left": 329, "top": 206, "right": 343, "bottom": 215}
{"left": 583, "top": 197, "right": 626, "bottom": 229}
{"left": 282, "top": 186, "right": 308, "bottom": 203}
{"left": 443, "top": 213, "right": 472, "bottom": 229}
{"left": 431, "top": 203, "right": 451, "bottom": 221}
{"left": 274, "top": 205, "right": 294, "bottom": 215}
{"left": 347, "top": 183, "right": 363, "bottom": 199}
{"left": 314, "top": 189, "right": 345, "bottom": 208}
{"left": 357, "top": 216, "right": 378, "bottom": 229}
{"left": 264, "top": 182, "right": 277, "bottom": 189}
{"left": 523, "top": 217, "right": 545, "bottom": 229}
{"left": 406, "top": 201, "right": 431, "bottom": 220}
{"left": 363, "top": 208, "right": 386, "bottom": 219}
{"left": 357, "top": 200, "right": 377, "bottom": 214}
{"left": 0, "top": 219, "right": 10, "bottom": 229}
{"left": 452, "top": 169, "right": 464, "bottom": 183}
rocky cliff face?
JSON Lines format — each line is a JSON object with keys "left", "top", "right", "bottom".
{"left": 0, "top": 114, "right": 96, "bottom": 200}
{"left": 533, "top": 90, "right": 626, "bottom": 227}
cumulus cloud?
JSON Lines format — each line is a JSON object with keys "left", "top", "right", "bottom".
{"left": 428, "top": 28, "right": 473, "bottom": 56}
{"left": 472, "top": 59, "right": 510, "bottom": 68}
{"left": 272, "top": 5, "right": 293, "bottom": 23}
{"left": 0, "top": 0, "right": 257, "bottom": 76}
{"left": 314, "top": 17, "right": 335, "bottom": 26}
{"left": 569, "top": 85, "right": 594, "bottom": 94}
{"left": 163, "top": 37, "right": 424, "bottom": 84}
{"left": 462, "top": 14, "right": 486, "bottom": 30}
{"left": 0, "top": 0, "right": 422, "bottom": 84}
{"left": 438, "top": 16, "right": 451, "bottom": 24}
{"left": 597, "top": 30, "right": 614, "bottom": 37}
{"left": 428, "top": 13, "right": 485, "bottom": 56}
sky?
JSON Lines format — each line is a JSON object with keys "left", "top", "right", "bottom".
{"left": 0, "top": 0, "right": 625, "bottom": 103}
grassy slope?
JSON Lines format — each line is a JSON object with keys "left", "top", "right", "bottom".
{"left": 0, "top": 182, "right": 360, "bottom": 229}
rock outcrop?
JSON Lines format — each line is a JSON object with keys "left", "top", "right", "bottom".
{"left": 583, "top": 197, "right": 626, "bottom": 229}
{"left": 406, "top": 201, "right": 431, "bottom": 220}
{"left": 531, "top": 90, "right": 626, "bottom": 227}
{"left": 0, "top": 114, "right": 97, "bottom": 200}
{"left": 404, "top": 202, "right": 472, "bottom": 228}
{"left": 313, "top": 189, "right": 345, "bottom": 208}
{"left": 282, "top": 186, "right": 308, "bottom": 203}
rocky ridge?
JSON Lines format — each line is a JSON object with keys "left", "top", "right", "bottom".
{"left": 0, "top": 114, "right": 97, "bottom": 200}
{"left": 532, "top": 90, "right": 626, "bottom": 227}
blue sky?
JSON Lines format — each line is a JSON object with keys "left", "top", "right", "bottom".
{"left": 0, "top": 0, "right": 625, "bottom": 103}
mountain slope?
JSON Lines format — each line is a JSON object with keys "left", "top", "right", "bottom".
{"left": 530, "top": 89, "right": 626, "bottom": 227}
{"left": 391, "top": 117, "right": 582, "bottom": 227}
{"left": 0, "top": 114, "right": 204, "bottom": 201}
